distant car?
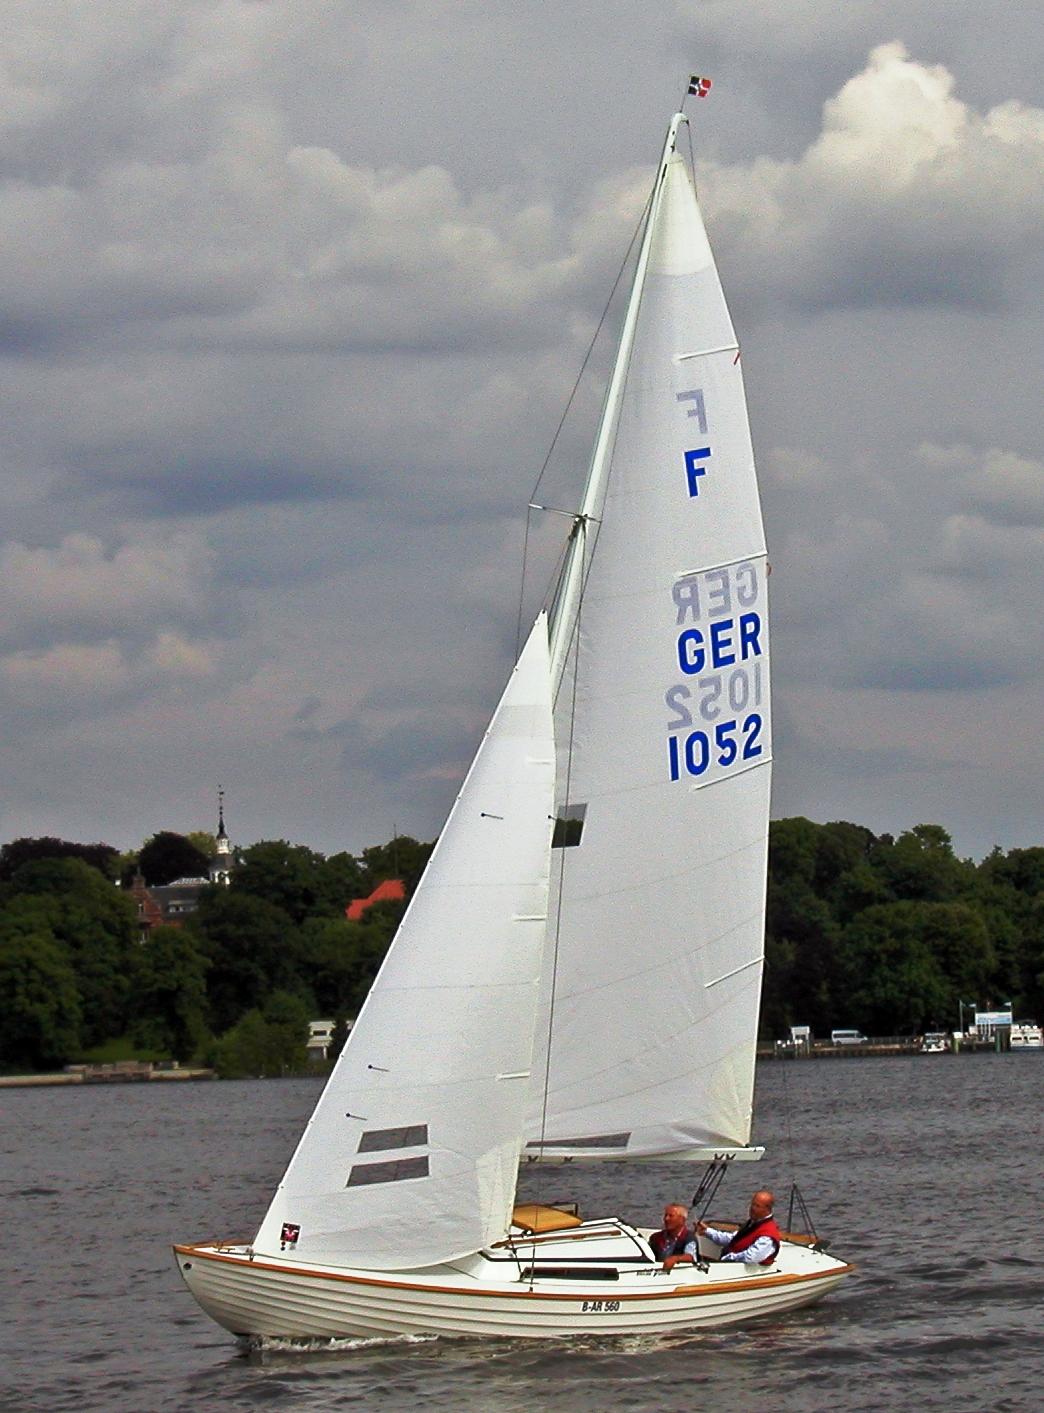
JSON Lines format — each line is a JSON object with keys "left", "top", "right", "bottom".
{"left": 830, "top": 1029, "right": 866, "bottom": 1045}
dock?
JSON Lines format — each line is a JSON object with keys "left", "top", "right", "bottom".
{"left": 0, "top": 1061, "right": 215, "bottom": 1088}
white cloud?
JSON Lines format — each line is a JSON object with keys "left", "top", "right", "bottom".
{"left": 700, "top": 43, "right": 1044, "bottom": 311}
{"left": 1, "top": 639, "right": 129, "bottom": 701}
{"left": 144, "top": 631, "right": 218, "bottom": 678}
{"left": 0, "top": 629, "right": 222, "bottom": 716}
{"left": 765, "top": 431, "right": 1044, "bottom": 694}
{"left": 0, "top": 532, "right": 217, "bottom": 646}
{"left": 918, "top": 444, "right": 1044, "bottom": 528}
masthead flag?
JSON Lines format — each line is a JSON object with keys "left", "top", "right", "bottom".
{"left": 688, "top": 75, "right": 712, "bottom": 98}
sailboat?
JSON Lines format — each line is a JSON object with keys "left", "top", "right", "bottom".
{"left": 174, "top": 109, "right": 852, "bottom": 1340}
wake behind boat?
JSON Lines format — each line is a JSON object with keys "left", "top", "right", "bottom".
{"left": 175, "top": 102, "right": 852, "bottom": 1342}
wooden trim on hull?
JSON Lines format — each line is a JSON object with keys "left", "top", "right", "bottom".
{"left": 173, "top": 1242, "right": 853, "bottom": 1304}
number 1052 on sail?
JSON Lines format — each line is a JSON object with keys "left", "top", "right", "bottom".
{"left": 667, "top": 714, "right": 764, "bottom": 781}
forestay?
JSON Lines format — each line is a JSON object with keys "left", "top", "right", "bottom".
{"left": 529, "top": 126, "right": 772, "bottom": 1162}
{"left": 255, "top": 616, "right": 556, "bottom": 1269}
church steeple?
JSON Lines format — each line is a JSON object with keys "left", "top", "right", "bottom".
{"left": 216, "top": 787, "right": 230, "bottom": 856}
{"left": 211, "top": 787, "right": 233, "bottom": 884}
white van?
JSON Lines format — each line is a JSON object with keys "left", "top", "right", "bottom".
{"left": 830, "top": 1028, "right": 866, "bottom": 1045}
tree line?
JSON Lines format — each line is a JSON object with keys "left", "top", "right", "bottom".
{"left": 0, "top": 820, "right": 1040, "bottom": 1075}
{"left": 0, "top": 832, "right": 432, "bottom": 1076}
{"left": 762, "top": 819, "right": 1043, "bottom": 1037}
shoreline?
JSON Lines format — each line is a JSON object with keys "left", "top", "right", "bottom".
{"left": 0, "top": 1066, "right": 215, "bottom": 1088}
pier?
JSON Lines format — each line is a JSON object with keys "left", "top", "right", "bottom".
{"left": 0, "top": 1061, "right": 215, "bottom": 1088}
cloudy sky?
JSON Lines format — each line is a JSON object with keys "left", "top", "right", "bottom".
{"left": 1, "top": 0, "right": 1040, "bottom": 863}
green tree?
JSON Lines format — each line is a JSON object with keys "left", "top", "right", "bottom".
{"left": 870, "top": 824, "right": 973, "bottom": 904}
{"left": 0, "top": 925, "right": 83, "bottom": 1069}
{"left": 767, "top": 817, "right": 820, "bottom": 890}
{"left": 979, "top": 845, "right": 1044, "bottom": 898}
{"left": 0, "top": 836, "right": 118, "bottom": 882}
{"left": 187, "top": 831, "right": 218, "bottom": 860}
{"left": 130, "top": 924, "right": 209, "bottom": 1061}
{"left": 347, "top": 902, "right": 401, "bottom": 1009}
{"left": 189, "top": 889, "right": 300, "bottom": 1033}
{"left": 212, "top": 1009, "right": 269, "bottom": 1079}
{"left": 322, "top": 851, "right": 365, "bottom": 912}
{"left": 839, "top": 901, "right": 957, "bottom": 1033}
{"left": 231, "top": 840, "right": 334, "bottom": 924}
{"left": 763, "top": 877, "right": 840, "bottom": 1037}
{"left": 134, "top": 831, "right": 210, "bottom": 886}
{"left": 832, "top": 861, "right": 891, "bottom": 926}
{"left": 1018, "top": 896, "right": 1044, "bottom": 1021}
{"left": 977, "top": 845, "right": 1044, "bottom": 1017}
{"left": 213, "top": 991, "right": 310, "bottom": 1078}
{"left": 2, "top": 858, "right": 136, "bottom": 1045}
{"left": 359, "top": 835, "right": 434, "bottom": 896}
{"left": 295, "top": 917, "right": 368, "bottom": 1016}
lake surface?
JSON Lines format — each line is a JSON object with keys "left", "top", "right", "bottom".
{"left": 1, "top": 1055, "right": 1040, "bottom": 1412}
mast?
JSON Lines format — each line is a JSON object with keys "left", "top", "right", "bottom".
{"left": 548, "top": 113, "right": 689, "bottom": 692}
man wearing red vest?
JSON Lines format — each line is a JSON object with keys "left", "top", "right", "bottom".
{"left": 648, "top": 1203, "right": 693, "bottom": 1261}
{"left": 662, "top": 1189, "right": 781, "bottom": 1271}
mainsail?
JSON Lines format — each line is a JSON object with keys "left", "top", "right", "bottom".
{"left": 255, "top": 615, "right": 556, "bottom": 1269}
{"left": 529, "top": 116, "right": 772, "bottom": 1161}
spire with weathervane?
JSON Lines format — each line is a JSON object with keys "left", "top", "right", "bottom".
{"left": 210, "top": 787, "right": 234, "bottom": 886}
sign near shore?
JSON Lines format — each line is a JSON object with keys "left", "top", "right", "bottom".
{"left": 974, "top": 1009, "right": 1012, "bottom": 1030}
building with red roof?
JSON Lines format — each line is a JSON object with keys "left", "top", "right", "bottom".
{"left": 346, "top": 878, "right": 405, "bottom": 921}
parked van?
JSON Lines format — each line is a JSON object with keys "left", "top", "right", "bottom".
{"left": 830, "top": 1028, "right": 866, "bottom": 1045}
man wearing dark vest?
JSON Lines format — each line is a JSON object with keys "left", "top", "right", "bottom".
{"left": 648, "top": 1203, "right": 693, "bottom": 1261}
{"left": 662, "top": 1189, "right": 782, "bottom": 1271}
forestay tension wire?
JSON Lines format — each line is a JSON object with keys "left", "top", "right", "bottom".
{"left": 514, "top": 189, "right": 653, "bottom": 659}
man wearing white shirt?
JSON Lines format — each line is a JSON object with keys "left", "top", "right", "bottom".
{"left": 662, "top": 1189, "right": 781, "bottom": 1271}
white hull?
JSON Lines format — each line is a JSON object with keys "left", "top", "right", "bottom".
{"left": 174, "top": 1220, "right": 852, "bottom": 1342}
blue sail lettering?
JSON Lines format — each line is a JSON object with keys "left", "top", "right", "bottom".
{"left": 709, "top": 619, "right": 735, "bottom": 667}
{"left": 684, "top": 448, "right": 711, "bottom": 497}
{"left": 677, "top": 629, "right": 705, "bottom": 675}
{"left": 738, "top": 612, "right": 762, "bottom": 659}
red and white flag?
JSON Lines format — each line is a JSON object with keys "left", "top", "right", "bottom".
{"left": 688, "top": 75, "right": 712, "bottom": 98}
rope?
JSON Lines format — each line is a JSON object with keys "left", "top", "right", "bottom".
{"left": 779, "top": 1048, "right": 823, "bottom": 1246}
{"left": 513, "top": 193, "right": 652, "bottom": 658}
{"left": 535, "top": 525, "right": 586, "bottom": 1162}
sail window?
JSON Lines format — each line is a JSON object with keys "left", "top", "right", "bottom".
{"left": 346, "top": 1157, "right": 429, "bottom": 1187}
{"left": 358, "top": 1125, "right": 428, "bottom": 1153}
{"left": 551, "top": 804, "right": 587, "bottom": 849}
{"left": 529, "top": 1132, "right": 630, "bottom": 1150}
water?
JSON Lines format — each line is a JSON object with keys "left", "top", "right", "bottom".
{"left": 1, "top": 1056, "right": 1040, "bottom": 1412}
